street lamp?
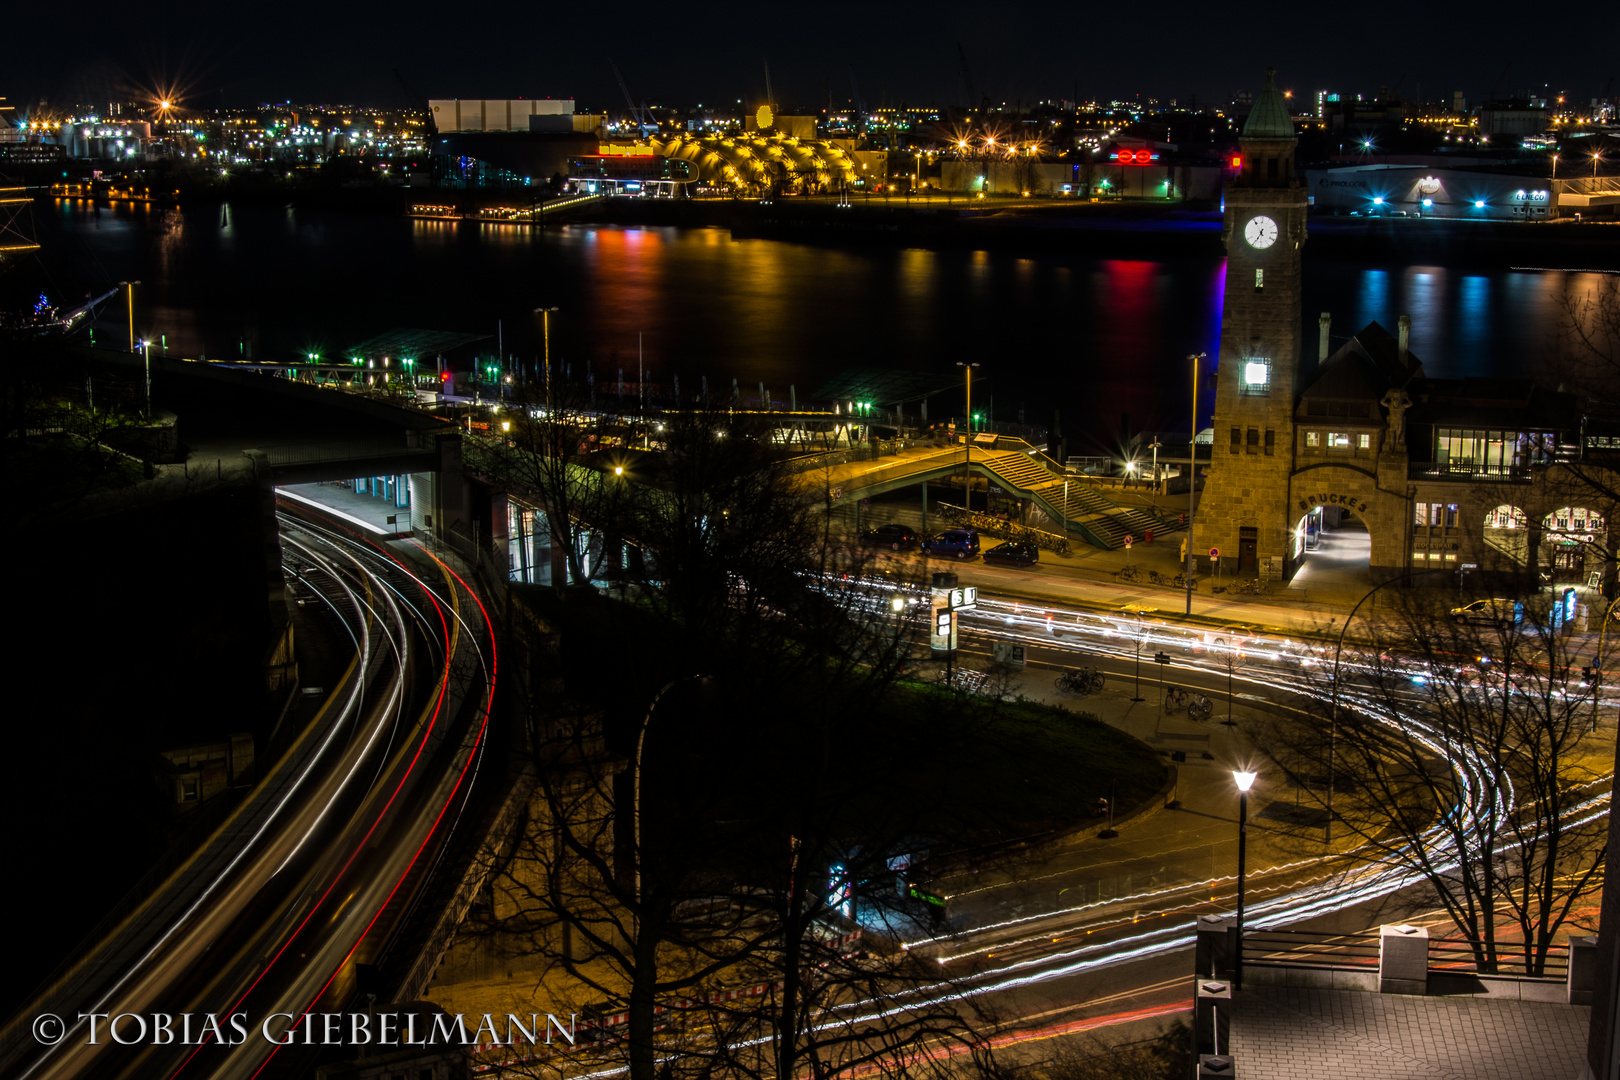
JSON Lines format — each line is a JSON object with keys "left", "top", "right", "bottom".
{"left": 1149, "top": 439, "right": 1163, "bottom": 511}
{"left": 1186, "top": 352, "right": 1206, "bottom": 616}
{"left": 139, "top": 338, "right": 152, "bottom": 419}
{"left": 957, "top": 361, "right": 980, "bottom": 509}
{"left": 118, "top": 280, "right": 141, "bottom": 355}
{"left": 1232, "top": 768, "right": 1258, "bottom": 990}
{"left": 1130, "top": 610, "right": 1148, "bottom": 703}
{"left": 633, "top": 674, "right": 711, "bottom": 911}
{"left": 535, "top": 306, "right": 560, "bottom": 405}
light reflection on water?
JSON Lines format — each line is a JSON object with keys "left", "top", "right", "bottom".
{"left": 36, "top": 201, "right": 1614, "bottom": 448}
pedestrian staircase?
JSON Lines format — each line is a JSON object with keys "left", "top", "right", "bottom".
{"left": 976, "top": 449, "right": 1178, "bottom": 550}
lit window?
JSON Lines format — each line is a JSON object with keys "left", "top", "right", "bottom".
{"left": 1329, "top": 432, "right": 1351, "bottom": 448}
{"left": 1255, "top": 268, "right": 1264, "bottom": 291}
{"left": 1306, "top": 431, "right": 1320, "bottom": 447}
{"left": 1358, "top": 433, "right": 1371, "bottom": 449}
{"left": 1242, "top": 359, "right": 1271, "bottom": 396}
{"left": 1415, "top": 502, "right": 1428, "bottom": 526}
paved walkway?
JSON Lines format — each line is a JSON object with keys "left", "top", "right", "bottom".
{"left": 1229, "top": 986, "right": 1590, "bottom": 1080}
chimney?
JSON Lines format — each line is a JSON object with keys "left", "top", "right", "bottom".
{"left": 1398, "top": 315, "right": 1411, "bottom": 364}
{"left": 1319, "top": 312, "right": 1331, "bottom": 363}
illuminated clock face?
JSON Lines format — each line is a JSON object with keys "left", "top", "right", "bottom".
{"left": 1244, "top": 215, "right": 1279, "bottom": 249}
{"left": 756, "top": 105, "right": 774, "bottom": 129}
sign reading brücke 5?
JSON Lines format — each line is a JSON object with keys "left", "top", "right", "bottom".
{"left": 1299, "top": 493, "right": 1371, "bottom": 514}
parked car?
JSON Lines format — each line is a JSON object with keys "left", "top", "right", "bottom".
{"left": 920, "top": 528, "right": 980, "bottom": 559}
{"left": 981, "top": 541, "right": 1039, "bottom": 568}
{"left": 859, "top": 523, "right": 918, "bottom": 551}
{"left": 1450, "top": 598, "right": 1521, "bottom": 625}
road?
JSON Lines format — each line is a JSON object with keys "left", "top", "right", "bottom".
{"left": 0, "top": 505, "right": 497, "bottom": 1080}
{"left": 810, "top": 564, "right": 1615, "bottom": 1064}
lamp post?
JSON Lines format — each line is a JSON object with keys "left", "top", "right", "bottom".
{"left": 1233, "top": 769, "right": 1257, "bottom": 990}
{"left": 140, "top": 339, "right": 152, "bottom": 419}
{"left": 1186, "top": 352, "right": 1206, "bottom": 616}
{"left": 1131, "top": 610, "right": 1147, "bottom": 702}
{"left": 632, "top": 674, "right": 711, "bottom": 911}
{"left": 119, "top": 279, "right": 141, "bottom": 355}
{"left": 535, "top": 306, "right": 559, "bottom": 406}
{"left": 1150, "top": 439, "right": 1163, "bottom": 512}
{"left": 957, "top": 361, "right": 980, "bottom": 509}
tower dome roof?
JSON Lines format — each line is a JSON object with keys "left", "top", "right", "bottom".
{"left": 1242, "top": 68, "right": 1295, "bottom": 141}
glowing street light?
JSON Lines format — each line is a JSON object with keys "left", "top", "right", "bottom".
{"left": 1233, "top": 768, "right": 1258, "bottom": 989}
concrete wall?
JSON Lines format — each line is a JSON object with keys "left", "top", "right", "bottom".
{"left": 429, "top": 99, "right": 574, "bottom": 132}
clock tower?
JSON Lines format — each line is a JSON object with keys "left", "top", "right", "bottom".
{"left": 1193, "top": 68, "right": 1306, "bottom": 579}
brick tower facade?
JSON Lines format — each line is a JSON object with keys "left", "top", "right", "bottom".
{"left": 1193, "top": 69, "right": 1307, "bottom": 578}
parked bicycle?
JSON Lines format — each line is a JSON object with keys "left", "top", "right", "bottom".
{"left": 1055, "top": 667, "right": 1106, "bottom": 695}
{"left": 1165, "top": 686, "right": 1191, "bottom": 711}
{"left": 1171, "top": 573, "right": 1198, "bottom": 591}
{"left": 1114, "top": 565, "right": 1141, "bottom": 583}
{"left": 1187, "top": 694, "right": 1215, "bottom": 721}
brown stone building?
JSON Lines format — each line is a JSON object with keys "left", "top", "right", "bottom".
{"left": 1194, "top": 71, "right": 1603, "bottom": 590}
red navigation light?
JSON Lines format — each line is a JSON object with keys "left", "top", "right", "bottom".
{"left": 441, "top": 371, "right": 452, "bottom": 381}
{"left": 1230, "top": 155, "right": 1242, "bottom": 169}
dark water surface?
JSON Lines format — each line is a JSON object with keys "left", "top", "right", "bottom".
{"left": 32, "top": 199, "right": 1610, "bottom": 452}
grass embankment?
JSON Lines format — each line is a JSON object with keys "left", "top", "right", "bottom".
{"left": 880, "top": 681, "right": 1165, "bottom": 844}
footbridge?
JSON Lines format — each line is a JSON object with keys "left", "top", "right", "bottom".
{"left": 799, "top": 440, "right": 1179, "bottom": 550}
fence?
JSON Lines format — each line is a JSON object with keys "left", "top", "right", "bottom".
{"left": 1242, "top": 928, "right": 1381, "bottom": 973}
{"left": 1220, "top": 921, "right": 1588, "bottom": 1002}
{"left": 935, "top": 503, "right": 1073, "bottom": 556}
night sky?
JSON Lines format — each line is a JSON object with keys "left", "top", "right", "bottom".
{"left": 6, "top": 3, "right": 1611, "bottom": 115}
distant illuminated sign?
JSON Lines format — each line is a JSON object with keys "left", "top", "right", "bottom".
{"left": 1110, "top": 148, "right": 1161, "bottom": 165}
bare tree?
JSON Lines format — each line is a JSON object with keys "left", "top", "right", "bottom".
{"left": 1254, "top": 592, "right": 1607, "bottom": 974}
{"left": 465, "top": 377, "right": 635, "bottom": 589}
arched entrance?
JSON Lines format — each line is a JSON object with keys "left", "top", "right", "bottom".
{"left": 1541, "top": 506, "right": 1605, "bottom": 583}
{"left": 1290, "top": 503, "right": 1372, "bottom": 591}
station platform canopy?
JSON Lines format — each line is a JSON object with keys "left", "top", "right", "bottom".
{"left": 813, "top": 368, "right": 971, "bottom": 408}
{"left": 345, "top": 328, "right": 490, "bottom": 361}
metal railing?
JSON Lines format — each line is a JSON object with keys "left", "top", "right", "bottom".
{"left": 1408, "top": 461, "right": 1536, "bottom": 482}
{"left": 1242, "top": 928, "right": 1381, "bottom": 971}
{"left": 935, "top": 503, "right": 1073, "bottom": 555}
{"left": 1428, "top": 936, "right": 1569, "bottom": 980}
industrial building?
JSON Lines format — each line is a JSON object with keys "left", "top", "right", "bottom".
{"left": 1304, "top": 164, "right": 1555, "bottom": 220}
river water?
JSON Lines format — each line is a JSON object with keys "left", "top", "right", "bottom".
{"left": 30, "top": 198, "right": 1611, "bottom": 452}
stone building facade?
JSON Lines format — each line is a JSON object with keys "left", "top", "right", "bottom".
{"left": 1194, "top": 70, "right": 1607, "bottom": 589}
{"left": 1192, "top": 69, "right": 1310, "bottom": 577}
